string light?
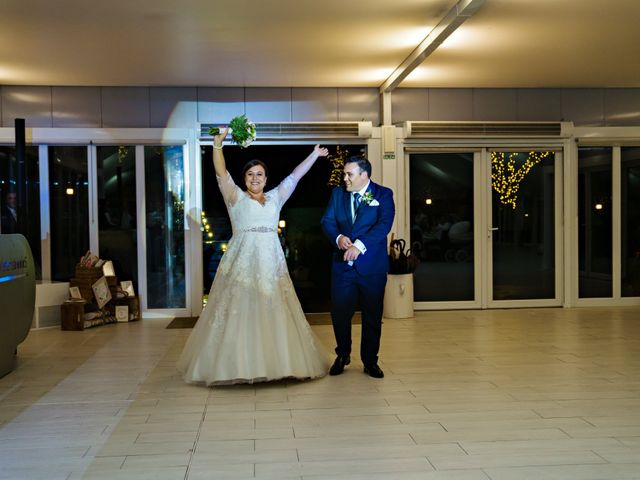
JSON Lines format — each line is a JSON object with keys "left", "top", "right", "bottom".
{"left": 328, "top": 146, "right": 347, "bottom": 187}
{"left": 117, "top": 146, "right": 129, "bottom": 164}
{"left": 491, "top": 151, "right": 551, "bottom": 209}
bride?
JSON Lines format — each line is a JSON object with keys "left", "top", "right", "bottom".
{"left": 178, "top": 127, "right": 330, "bottom": 385}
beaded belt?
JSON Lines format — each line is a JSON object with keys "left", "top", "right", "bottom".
{"left": 239, "top": 226, "right": 277, "bottom": 233}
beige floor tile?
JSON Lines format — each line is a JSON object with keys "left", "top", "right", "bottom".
{"left": 460, "top": 437, "right": 625, "bottom": 455}
{"left": 96, "top": 440, "right": 194, "bottom": 456}
{"left": 121, "top": 453, "right": 191, "bottom": 468}
{"left": 303, "top": 472, "right": 491, "bottom": 480}
{"left": 412, "top": 427, "right": 571, "bottom": 444}
{"left": 428, "top": 451, "right": 606, "bottom": 470}
{"left": 80, "top": 466, "right": 188, "bottom": 480}
{"left": 3, "top": 308, "right": 640, "bottom": 480}
{"left": 185, "top": 464, "right": 254, "bottom": 479}
{"left": 198, "top": 426, "right": 295, "bottom": 441}
{"left": 190, "top": 448, "right": 299, "bottom": 466}
{"left": 593, "top": 446, "right": 640, "bottom": 463}
{"left": 255, "top": 457, "right": 434, "bottom": 477}
{"left": 297, "top": 442, "right": 465, "bottom": 461}
{"left": 254, "top": 433, "right": 416, "bottom": 451}
{"left": 136, "top": 431, "right": 199, "bottom": 443}
{"left": 484, "top": 463, "right": 640, "bottom": 480}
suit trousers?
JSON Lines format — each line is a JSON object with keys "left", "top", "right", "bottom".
{"left": 330, "top": 266, "right": 387, "bottom": 365}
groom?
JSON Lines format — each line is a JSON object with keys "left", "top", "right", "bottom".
{"left": 321, "top": 156, "right": 395, "bottom": 378}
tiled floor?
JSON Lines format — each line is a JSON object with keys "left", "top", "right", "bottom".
{"left": 1, "top": 307, "right": 640, "bottom": 479}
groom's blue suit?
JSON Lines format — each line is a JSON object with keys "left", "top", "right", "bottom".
{"left": 321, "top": 180, "right": 395, "bottom": 366}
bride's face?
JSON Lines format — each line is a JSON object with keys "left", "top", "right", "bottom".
{"left": 245, "top": 165, "right": 267, "bottom": 195}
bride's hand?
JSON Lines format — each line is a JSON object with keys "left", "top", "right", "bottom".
{"left": 213, "top": 127, "right": 229, "bottom": 147}
{"left": 314, "top": 145, "right": 329, "bottom": 157}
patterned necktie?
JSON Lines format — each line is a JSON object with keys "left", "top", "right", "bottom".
{"left": 352, "top": 193, "right": 361, "bottom": 221}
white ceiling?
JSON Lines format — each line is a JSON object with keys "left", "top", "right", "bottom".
{"left": 1, "top": 0, "right": 639, "bottom": 88}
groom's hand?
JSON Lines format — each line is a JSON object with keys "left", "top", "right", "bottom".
{"left": 343, "top": 245, "right": 361, "bottom": 261}
{"left": 337, "top": 235, "right": 353, "bottom": 250}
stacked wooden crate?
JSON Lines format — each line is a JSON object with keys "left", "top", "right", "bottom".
{"left": 61, "top": 265, "right": 117, "bottom": 330}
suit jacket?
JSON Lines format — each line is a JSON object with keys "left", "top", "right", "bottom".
{"left": 1, "top": 206, "right": 18, "bottom": 234}
{"left": 321, "top": 181, "right": 395, "bottom": 276}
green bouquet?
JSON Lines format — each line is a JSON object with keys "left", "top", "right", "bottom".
{"left": 209, "top": 115, "right": 257, "bottom": 148}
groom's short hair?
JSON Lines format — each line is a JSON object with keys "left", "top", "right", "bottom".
{"left": 346, "top": 156, "right": 371, "bottom": 177}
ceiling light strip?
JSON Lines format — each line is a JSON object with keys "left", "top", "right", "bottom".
{"left": 380, "top": 0, "right": 485, "bottom": 93}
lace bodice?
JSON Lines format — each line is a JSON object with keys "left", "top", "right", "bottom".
{"left": 216, "top": 171, "right": 298, "bottom": 232}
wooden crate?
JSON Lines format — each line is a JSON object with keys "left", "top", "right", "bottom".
{"left": 60, "top": 301, "right": 87, "bottom": 331}
{"left": 108, "top": 295, "right": 141, "bottom": 322}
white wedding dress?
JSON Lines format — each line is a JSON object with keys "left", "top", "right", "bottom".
{"left": 178, "top": 171, "right": 329, "bottom": 385}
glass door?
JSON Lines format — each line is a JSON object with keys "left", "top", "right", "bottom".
{"left": 143, "top": 145, "right": 188, "bottom": 311}
{"left": 96, "top": 146, "right": 138, "bottom": 287}
{"left": 410, "top": 152, "right": 480, "bottom": 308}
{"left": 408, "top": 147, "right": 563, "bottom": 309}
{"left": 486, "top": 149, "right": 563, "bottom": 307}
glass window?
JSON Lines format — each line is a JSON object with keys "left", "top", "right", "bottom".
{"left": 145, "top": 146, "right": 186, "bottom": 308}
{"left": 491, "top": 151, "right": 555, "bottom": 300}
{"left": 578, "top": 148, "right": 612, "bottom": 298}
{"left": 0, "top": 145, "right": 42, "bottom": 279}
{"left": 97, "top": 146, "right": 137, "bottom": 287}
{"left": 621, "top": 147, "right": 640, "bottom": 297}
{"left": 409, "top": 153, "right": 475, "bottom": 302}
{"left": 49, "top": 146, "right": 89, "bottom": 281}
{"left": 201, "top": 144, "right": 361, "bottom": 312}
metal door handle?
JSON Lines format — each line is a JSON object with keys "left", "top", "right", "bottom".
{"left": 489, "top": 227, "right": 499, "bottom": 231}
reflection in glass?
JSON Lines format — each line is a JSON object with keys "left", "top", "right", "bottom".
{"left": 622, "top": 147, "right": 640, "bottom": 297}
{"left": 491, "top": 151, "right": 555, "bottom": 300}
{"left": 0, "top": 146, "right": 42, "bottom": 279}
{"left": 200, "top": 145, "right": 352, "bottom": 312}
{"left": 97, "top": 146, "right": 137, "bottom": 287}
{"left": 49, "top": 147, "right": 89, "bottom": 281}
{"left": 145, "top": 146, "right": 186, "bottom": 308}
{"left": 409, "top": 153, "right": 474, "bottom": 302}
{"left": 578, "top": 148, "right": 612, "bottom": 298}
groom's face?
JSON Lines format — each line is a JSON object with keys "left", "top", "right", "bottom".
{"left": 343, "top": 162, "right": 368, "bottom": 192}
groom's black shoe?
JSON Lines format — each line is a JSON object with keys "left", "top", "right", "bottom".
{"left": 329, "top": 356, "right": 350, "bottom": 376}
{"left": 363, "top": 363, "right": 384, "bottom": 378}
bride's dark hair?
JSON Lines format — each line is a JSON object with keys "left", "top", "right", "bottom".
{"left": 242, "top": 158, "right": 269, "bottom": 190}
{"left": 242, "top": 159, "right": 269, "bottom": 181}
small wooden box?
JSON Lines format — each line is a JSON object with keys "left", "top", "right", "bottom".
{"left": 60, "top": 301, "right": 87, "bottom": 331}
{"left": 110, "top": 296, "right": 140, "bottom": 322}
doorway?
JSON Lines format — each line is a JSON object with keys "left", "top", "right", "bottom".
{"left": 409, "top": 147, "right": 563, "bottom": 309}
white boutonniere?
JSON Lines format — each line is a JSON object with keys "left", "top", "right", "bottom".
{"left": 361, "top": 190, "right": 374, "bottom": 205}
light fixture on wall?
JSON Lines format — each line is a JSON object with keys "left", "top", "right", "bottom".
{"left": 65, "top": 188, "right": 74, "bottom": 195}
{"left": 595, "top": 203, "right": 604, "bottom": 210}
{"left": 425, "top": 198, "right": 433, "bottom": 205}
{"left": 278, "top": 220, "right": 286, "bottom": 228}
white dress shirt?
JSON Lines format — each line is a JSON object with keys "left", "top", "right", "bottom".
{"left": 336, "top": 181, "right": 370, "bottom": 256}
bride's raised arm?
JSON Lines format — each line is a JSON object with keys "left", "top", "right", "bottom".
{"left": 212, "top": 127, "right": 230, "bottom": 177}
{"left": 291, "top": 144, "right": 329, "bottom": 181}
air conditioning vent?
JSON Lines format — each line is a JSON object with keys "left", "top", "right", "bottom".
{"left": 200, "top": 122, "right": 372, "bottom": 139}
{"left": 405, "top": 121, "right": 566, "bottom": 138}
